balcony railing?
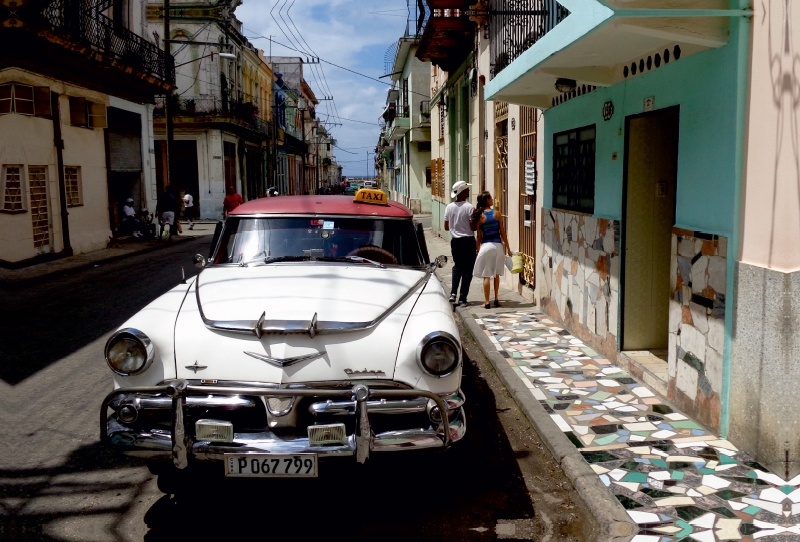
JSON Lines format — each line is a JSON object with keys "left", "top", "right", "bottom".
{"left": 154, "top": 95, "right": 270, "bottom": 135}
{"left": 42, "top": 0, "right": 174, "bottom": 84}
{"left": 489, "top": 0, "right": 570, "bottom": 78}
{"left": 419, "top": 100, "right": 431, "bottom": 124}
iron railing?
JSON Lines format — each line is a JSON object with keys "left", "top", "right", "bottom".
{"left": 489, "top": 0, "right": 569, "bottom": 78}
{"left": 154, "top": 95, "right": 270, "bottom": 135}
{"left": 42, "top": 0, "right": 173, "bottom": 83}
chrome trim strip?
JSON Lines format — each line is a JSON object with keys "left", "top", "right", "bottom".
{"left": 194, "top": 269, "right": 431, "bottom": 337}
{"left": 309, "top": 397, "right": 428, "bottom": 416}
{"left": 243, "top": 350, "right": 327, "bottom": 368}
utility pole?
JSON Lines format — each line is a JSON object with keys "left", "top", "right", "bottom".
{"left": 163, "top": 0, "right": 173, "bottom": 189}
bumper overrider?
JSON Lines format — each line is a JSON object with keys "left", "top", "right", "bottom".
{"left": 101, "top": 380, "right": 466, "bottom": 468}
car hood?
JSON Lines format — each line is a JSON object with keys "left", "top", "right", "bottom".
{"left": 173, "top": 264, "right": 428, "bottom": 383}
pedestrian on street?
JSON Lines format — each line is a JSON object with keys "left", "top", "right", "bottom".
{"left": 183, "top": 192, "right": 195, "bottom": 230}
{"left": 223, "top": 186, "right": 244, "bottom": 219}
{"left": 444, "top": 180, "right": 476, "bottom": 307}
{"left": 471, "top": 190, "right": 512, "bottom": 309}
{"left": 121, "top": 197, "right": 143, "bottom": 238}
{"left": 155, "top": 185, "right": 177, "bottom": 240}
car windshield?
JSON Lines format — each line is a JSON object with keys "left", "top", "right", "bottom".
{"left": 214, "top": 217, "right": 425, "bottom": 267}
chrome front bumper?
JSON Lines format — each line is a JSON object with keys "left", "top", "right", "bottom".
{"left": 101, "top": 380, "right": 466, "bottom": 468}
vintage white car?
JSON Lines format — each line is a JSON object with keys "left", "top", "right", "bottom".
{"left": 101, "top": 189, "right": 466, "bottom": 489}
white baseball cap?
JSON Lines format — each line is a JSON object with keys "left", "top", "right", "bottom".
{"left": 450, "top": 180, "right": 471, "bottom": 199}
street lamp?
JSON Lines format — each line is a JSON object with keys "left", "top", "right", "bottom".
{"left": 174, "top": 51, "right": 235, "bottom": 68}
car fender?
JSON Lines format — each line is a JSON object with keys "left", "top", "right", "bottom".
{"left": 394, "top": 275, "right": 461, "bottom": 394}
{"left": 109, "top": 280, "right": 193, "bottom": 389}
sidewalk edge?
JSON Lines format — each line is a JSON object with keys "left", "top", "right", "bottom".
{"left": 0, "top": 237, "right": 192, "bottom": 287}
{"left": 456, "top": 306, "right": 638, "bottom": 542}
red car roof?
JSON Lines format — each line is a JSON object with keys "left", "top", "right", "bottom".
{"left": 231, "top": 195, "right": 414, "bottom": 218}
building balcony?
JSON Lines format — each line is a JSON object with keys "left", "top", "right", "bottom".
{"left": 387, "top": 115, "right": 410, "bottom": 141}
{"left": 415, "top": 1, "right": 475, "bottom": 72}
{"left": 41, "top": 0, "right": 173, "bottom": 86}
{"left": 153, "top": 95, "right": 271, "bottom": 136}
{"left": 419, "top": 100, "right": 431, "bottom": 126}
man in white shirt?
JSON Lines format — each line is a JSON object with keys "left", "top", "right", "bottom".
{"left": 444, "top": 181, "right": 475, "bottom": 307}
{"left": 183, "top": 193, "right": 195, "bottom": 230}
{"left": 121, "top": 198, "right": 143, "bottom": 238}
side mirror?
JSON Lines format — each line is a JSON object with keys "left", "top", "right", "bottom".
{"left": 193, "top": 254, "right": 206, "bottom": 269}
{"left": 434, "top": 255, "right": 448, "bottom": 268}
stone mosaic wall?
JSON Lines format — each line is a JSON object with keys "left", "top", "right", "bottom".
{"left": 668, "top": 228, "right": 727, "bottom": 432}
{"left": 540, "top": 209, "right": 621, "bottom": 358}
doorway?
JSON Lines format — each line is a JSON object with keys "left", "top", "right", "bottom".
{"left": 621, "top": 107, "right": 679, "bottom": 367}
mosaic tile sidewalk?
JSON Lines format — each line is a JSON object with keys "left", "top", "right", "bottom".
{"left": 475, "top": 309, "right": 800, "bottom": 542}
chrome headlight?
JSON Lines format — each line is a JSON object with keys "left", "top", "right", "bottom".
{"left": 416, "top": 331, "right": 461, "bottom": 377}
{"left": 105, "top": 328, "right": 155, "bottom": 376}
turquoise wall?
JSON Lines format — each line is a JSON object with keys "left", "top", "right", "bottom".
{"left": 542, "top": 22, "right": 744, "bottom": 238}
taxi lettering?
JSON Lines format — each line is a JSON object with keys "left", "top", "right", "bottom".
{"left": 353, "top": 189, "right": 388, "bottom": 205}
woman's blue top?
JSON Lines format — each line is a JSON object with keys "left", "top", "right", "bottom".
{"left": 480, "top": 209, "right": 502, "bottom": 244}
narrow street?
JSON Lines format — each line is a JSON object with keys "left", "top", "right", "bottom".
{"left": 0, "top": 237, "right": 595, "bottom": 541}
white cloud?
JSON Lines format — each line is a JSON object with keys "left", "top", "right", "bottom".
{"left": 236, "top": 0, "right": 411, "bottom": 177}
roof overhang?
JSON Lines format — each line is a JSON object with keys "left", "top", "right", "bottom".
{"left": 485, "top": 0, "right": 752, "bottom": 109}
{"left": 392, "top": 38, "right": 418, "bottom": 79}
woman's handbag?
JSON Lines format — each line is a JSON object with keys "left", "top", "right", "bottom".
{"left": 511, "top": 252, "right": 523, "bottom": 274}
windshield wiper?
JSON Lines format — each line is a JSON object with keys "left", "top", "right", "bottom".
{"left": 263, "top": 256, "right": 311, "bottom": 264}
{"left": 317, "top": 256, "right": 386, "bottom": 268}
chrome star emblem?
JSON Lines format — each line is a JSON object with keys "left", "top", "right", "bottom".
{"left": 185, "top": 361, "right": 207, "bottom": 373}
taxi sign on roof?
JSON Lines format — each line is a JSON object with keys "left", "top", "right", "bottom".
{"left": 353, "top": 188, "right": 388, "bottom": 205}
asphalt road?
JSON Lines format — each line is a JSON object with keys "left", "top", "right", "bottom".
{"left": 0, "top": 237, "right": 594, "bottom": 541}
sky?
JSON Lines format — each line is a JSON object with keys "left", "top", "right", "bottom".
{"left": 235, "top": 0, "right": 412, "bottom": 178}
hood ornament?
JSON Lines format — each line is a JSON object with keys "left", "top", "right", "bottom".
{"left": 244, "top": 350, "right": 326, "bottom": 368}
{"left": 185, "top": 361, "right": 207, "bottom": 373}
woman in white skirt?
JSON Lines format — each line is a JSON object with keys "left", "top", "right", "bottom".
{"left": 471, "top": 191, "right": 512, "bottom": 309}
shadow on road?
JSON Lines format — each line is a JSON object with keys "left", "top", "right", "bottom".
{"left": 0, "top": 443, "right": 149, "bottom": 541}
{"left": 0, "top": 238, "right": 210, "bottom": 384}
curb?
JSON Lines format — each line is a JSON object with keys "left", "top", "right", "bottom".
{"left": 0, "top": 236, "right": 195, "bottom": 287}
{"left": 455, "top": 305, "right": 638, "bottom": 542}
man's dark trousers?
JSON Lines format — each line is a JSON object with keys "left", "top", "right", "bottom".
{"left": 450, "top": 236, "right": 476, "bottom": 303}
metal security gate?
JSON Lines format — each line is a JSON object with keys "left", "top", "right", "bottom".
{"left": 518, "top": 106, "right": 537, "bottom": 288}
{"left": 29, "top": 166, "right": 51, "bottom": 253}
{"left": 494, "top": 101, "right": 509, "bottom": 233}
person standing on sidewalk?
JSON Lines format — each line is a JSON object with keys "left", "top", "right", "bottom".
{"left": 156, "top": 185, "right": 177, "bottom": 240}
{"left": 183, "top": 192, "right": 195, "bottom": 230}
{"left": 444, "top": 181, "right": 476, "bottom": 307}
{"left": 471, "top": 190, "right": 512, "bottom": 309}
{"left": 223, "top": 186, "right": 244, "bottom": 219}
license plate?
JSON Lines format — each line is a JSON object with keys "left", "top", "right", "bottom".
{"left": 224, "top": 454, "right": 318, "bottom": 478}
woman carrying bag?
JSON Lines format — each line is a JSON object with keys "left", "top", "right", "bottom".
{"left": 471, "top": 191, "right": 512, "bottom": 309}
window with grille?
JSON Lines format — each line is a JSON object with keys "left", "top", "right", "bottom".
{"left": 2, "top": 165, "right": 25, "bottom": 212}
{"left": 64, "top": 166, "right": 83, "bottom": 206}
{"left": 29, "top": 166, "right": 50, "bottom": 250}
{"left": 0, "top": 83, "right": 51, "bottom": 117}
{"left": 552, "top": 125, "right": 596, "bottom": 214}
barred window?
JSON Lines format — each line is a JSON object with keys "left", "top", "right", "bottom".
{"left": 2, "top": 165, "right": 25, "bottom": 212}
{"left": 64, "top": 166, "right": 83, "bottom": 206}
{"left": 552, "top": 125, "right": 596, "bottom": 214}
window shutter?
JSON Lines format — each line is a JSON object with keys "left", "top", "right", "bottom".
{"left": 34, "top": 87, "right": 52, "bottom": 118}
{"left": 14, "top": 84, "right": 35, "bottom": 115}
{"left": 0, "top": 84, "right": 12, "bottom": 115}
{"left": 69, "top": 97, "right": 87, "bottom": 126}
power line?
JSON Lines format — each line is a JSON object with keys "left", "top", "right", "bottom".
{"left": 243, "top": 29, "right": 431, "bottom": 99}
{"left": 319, "top": 114, "right": 380, "bottom": 126}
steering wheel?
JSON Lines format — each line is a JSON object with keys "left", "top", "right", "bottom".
{"left": 346, "top": 245, "right": 399, "bottom": 265}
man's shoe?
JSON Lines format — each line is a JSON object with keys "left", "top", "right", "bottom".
{"left": 449, "top": 294, "right": 457, "bottom": 303}
{"left": 457, "top": 301, "right": 468, "bottom": 308}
